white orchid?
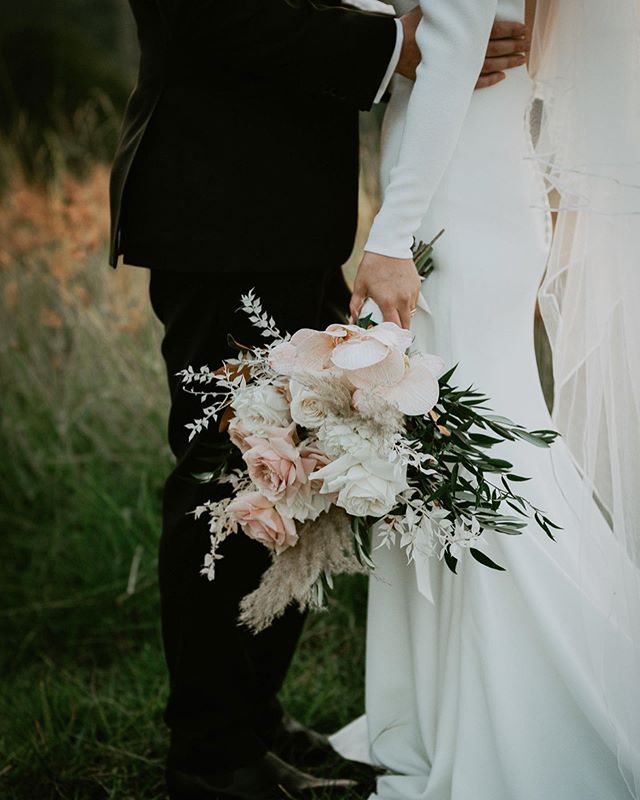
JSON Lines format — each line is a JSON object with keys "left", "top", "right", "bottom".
{"left": 270, "top": 320, "right": 444, "bottom": 417}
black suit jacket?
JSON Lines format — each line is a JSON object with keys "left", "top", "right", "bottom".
{"left": 108, "top": 0, "right": 397, "bottom": 272}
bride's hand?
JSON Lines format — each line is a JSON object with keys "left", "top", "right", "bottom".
{"left": 350, "top": 252, "right": 422, "bottom": 329}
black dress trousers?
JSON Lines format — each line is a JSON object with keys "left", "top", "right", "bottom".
{"left": 147, "top": 265, "right": 351, "bottom": 772}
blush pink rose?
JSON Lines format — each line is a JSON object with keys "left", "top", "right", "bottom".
{"left": 243, "top": 423, "right": 306, "bottom": 503}
{"left": 227, "top": 491, "right": 298, "bottom": 552}
{"left": 274, "top": 443, "right": 335, "bottom": 523}
{"left": 228, "top": 417, "right": 252, "bottom": 453}
{"left": 299, "top": 443, "right": 333, "bottom": 491}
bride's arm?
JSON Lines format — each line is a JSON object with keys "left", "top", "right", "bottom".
{"left": 365, "top": 0, "right": 499, "bottom": 259}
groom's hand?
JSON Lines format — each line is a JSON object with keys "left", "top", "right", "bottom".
{"left": 477, "top": 21, "right": 530, "bottom": 88}
{"left": 396, "top": 9, "right": 530, "bottom": 87}
{"left": 396, "top": 6, "right": 422, "bottom": 81}
{"left": 350, "top": 252, "right": 422, "bottom": 329}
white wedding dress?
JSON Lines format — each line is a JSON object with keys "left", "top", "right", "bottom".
{"left": 331, "top": 1, "right": 640, "bottom": 798}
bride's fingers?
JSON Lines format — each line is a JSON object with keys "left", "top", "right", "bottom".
{"left": 379, "top": 304, "right": 404, "bottom": 329}
{"left": 349, "top": 290, "right": 366, "bottom": 324}
{"left": 399, "top": 304, "right": 414, "bottom": 330}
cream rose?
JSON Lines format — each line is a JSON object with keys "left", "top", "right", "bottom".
{"left": 227, "top": 491, "right": 298, "bottom": 553}
{"left": 310, "top": 452, "right": 408, "bottom": 518}
{"left": 231, "top": 384, "right": 291, "bottom": 433}
{"left": 276, "top": 486, "right": 332, "bottom": 524}
{"left": 288, "top": 379, "right": 329, "bottom": 429}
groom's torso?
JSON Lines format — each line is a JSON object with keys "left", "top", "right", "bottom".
{"left": 109, "top": 0, "right": 395, "bottom": 273}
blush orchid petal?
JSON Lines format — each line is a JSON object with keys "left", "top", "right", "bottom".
{"left": 367, "top": 322, "right": 415, "bottom": 352}
{"left": 290, "top": 330, "right": 335, "bottom": 372}
{"left": 418, "top": 352, "right": 446, "bottom": 378}
{"left": 324, "top": 323, "right": 353, "bottom": 340}
{"left": 330, "top": 336, "right": 389, "bottom": 370}
{"left": 289, "top": 328, "right": 321, "bottom": 346}
{"left": 374, "top": 354, "right": 441, "bottom": 415}
{"left": 347, "top": 348, "right": 406, "bottom": 389}
{"left": 268, "top": 342, "right": 297, "bottom": 374}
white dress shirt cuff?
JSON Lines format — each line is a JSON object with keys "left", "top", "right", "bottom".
{"left": 373, "top": 18, "right": 403, "bottom": 104}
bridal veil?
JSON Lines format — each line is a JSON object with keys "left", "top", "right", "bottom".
{"left": 529, "top": 0, "right": 640, "bottom": 794}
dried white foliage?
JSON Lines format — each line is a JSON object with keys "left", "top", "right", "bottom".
{"left": 239, "top": 288, "right": 282, "bottom": 340}
{"left": 351, "top": 390, "right": 405, "bottom": 435}
{"left": 289, "top": 370, "right": 353, "bottom": 418}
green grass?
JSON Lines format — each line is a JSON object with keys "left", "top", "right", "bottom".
{"left": 0, "top": 243, "right": 368, "bottom": 800}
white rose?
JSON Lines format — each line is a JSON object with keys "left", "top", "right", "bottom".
{"left": 316, "top": 417, "right": 373, "bottom": 459}
{"left": 276, "top": 487, "right": 332, "bottom": 524}
{"left": 288, "top": 379, "right": 329, "bottom": 429}
{"left": 310, "top": 452, "right": 408, "bottom": 519}
{"left": 231, "top": 384, "right": 291, "bottom": 433}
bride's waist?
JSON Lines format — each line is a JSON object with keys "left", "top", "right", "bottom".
{"left": 390, "top": 65, "right": 534, "bottom": 114}
{"left": 481, "top": 64, "right": 534, "bottom": 97}
{"left": 465, "top": 67, "right": 535, "bottom": 126}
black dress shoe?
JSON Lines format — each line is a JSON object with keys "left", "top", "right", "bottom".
{"left": 166, "top": 750, "right": 356, "bottom": 800}
{"left": 270, "top": 715, "right": 384, "bottom": 786}
{"left": 270, "top": 715, "right": 336, "bottom": 768}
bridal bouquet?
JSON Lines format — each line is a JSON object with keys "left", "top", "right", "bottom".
{"left": 179, "top": 288, "right": 558, "bottom": 632}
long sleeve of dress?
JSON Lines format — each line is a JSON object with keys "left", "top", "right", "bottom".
{"left": 364, "top": 0, "right": 499, "bottom": 258}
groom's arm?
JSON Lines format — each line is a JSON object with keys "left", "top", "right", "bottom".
{"left": 163, "top": 0, "right": 400, "bottom": 111}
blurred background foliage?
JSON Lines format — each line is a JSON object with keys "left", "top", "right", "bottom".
{"left": 0, "top": 5, "right": 371, "bottom": 798}
{"left": 0, "top": 0, "right": 137, "bottom": 184}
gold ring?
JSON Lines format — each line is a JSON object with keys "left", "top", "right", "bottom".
{"left": 410, "top": 308, "right": 417, "bottom": 316}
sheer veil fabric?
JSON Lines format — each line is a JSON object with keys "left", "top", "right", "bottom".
{"left": 530, "top": 1, "right": 640, "bottom": 794}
